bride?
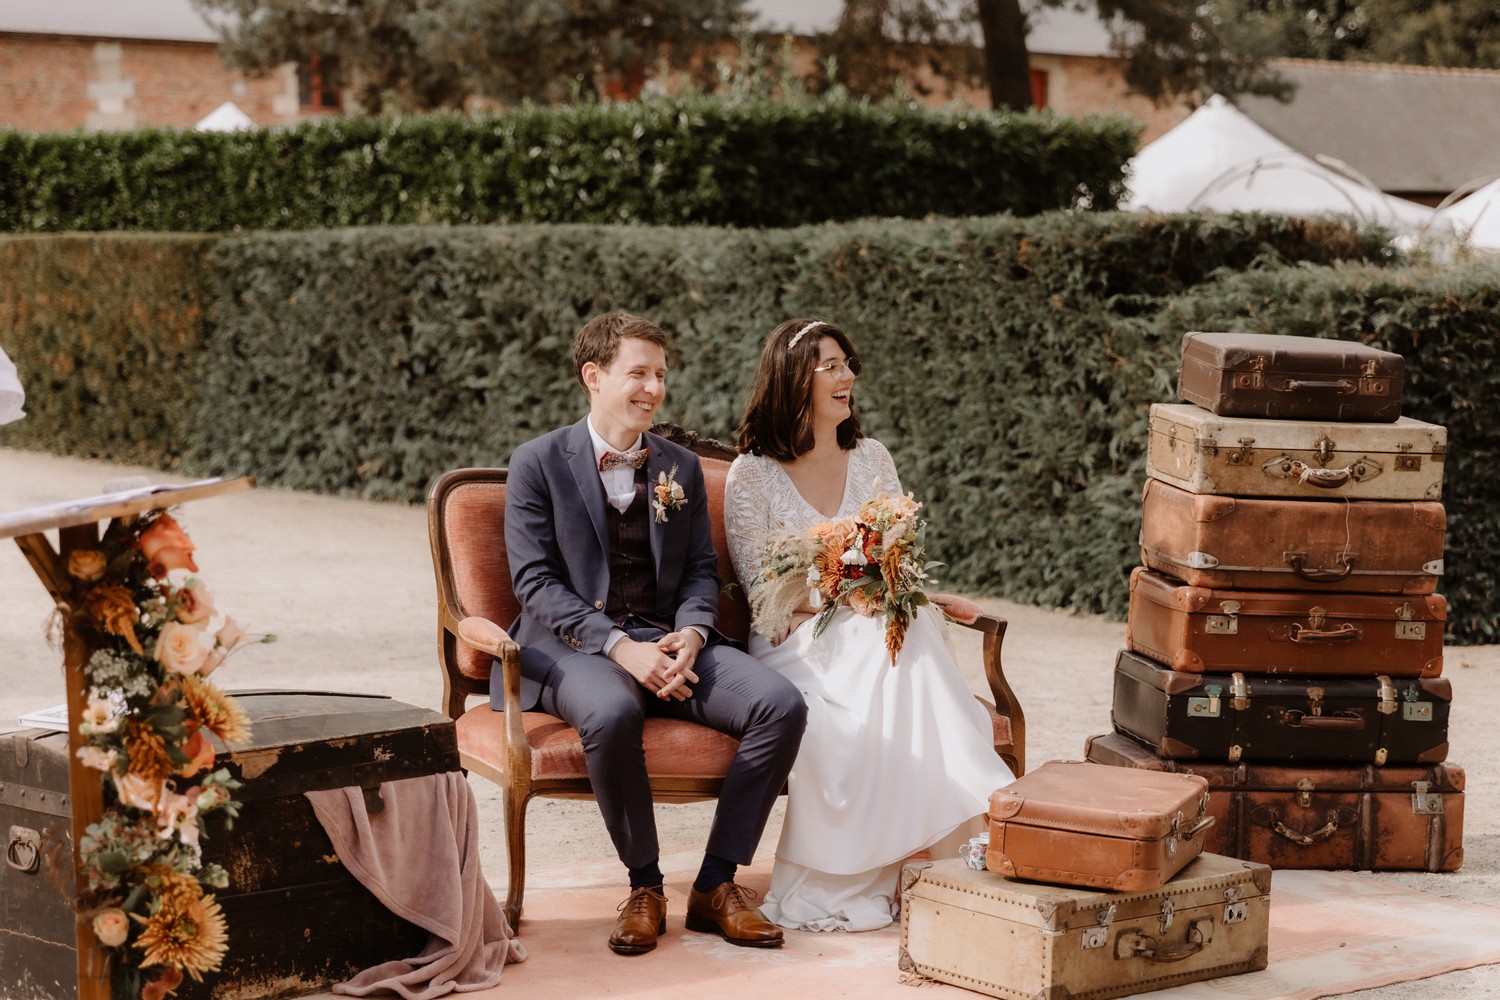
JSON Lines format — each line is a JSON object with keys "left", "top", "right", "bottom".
{"left": 723, "top": 317, "right": 1015, "bottom": 932}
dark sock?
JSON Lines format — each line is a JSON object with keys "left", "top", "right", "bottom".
{"left": 629, "top": 862, "right": 664, "bottom": 893}
{"left": 693, "top": 853, "right": 737, "bottom": 894}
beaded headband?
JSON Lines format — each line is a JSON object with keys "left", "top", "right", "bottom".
{"left": 787, "top": 321, "right": 823, "bottom": 350}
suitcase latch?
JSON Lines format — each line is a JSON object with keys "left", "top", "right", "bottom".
{"left": 1082, "top": 903, "right": 1117, "bottom": 949}
{"left": 1185, "top": 550, "right": 1220, "bottom": 570}
{"left": 1224, "top": 902, "right": 1248, "bottom": 924}
{"left": 6, "top": 825, "right": 40, "bottom": 874}
{"left": 1226, "top": 438, "right": 1256, "bottom": 465}
{"left": 1402, "top": 685, "right": 1433, "bottom": 722}
{"left": 1395, "top": 442, "right": 1422, "bottom": 472}
{"left": 1313, "top": 435, "right": 1336, "bottom": 466}
{"left": 1411, "top": 781, "right": 1444, "bottom": 816}
{"left": 1296, "top": 778, "right": 1316, "bottom": 808}
{"left": 1377, "top": 675, "right": 1397, "bottom": 715}
{"left": 1188, "top": 685, "right": 1222, "bottom": 719}
{"left": 1422, "top": 559, "right": 1444, "bottom": 576}
{"left": 1158, "top": 898, "right": 1175, "bottom": 935}
{"left": 1229, "top": 672, "right": 1250, "bottom": 711}
{"left": 1395, "top": 621, "right": 1427, "bottom": 641}
{"left": 1307, "top": 687, "right": 1325, "bottom": 717}
{"left": 1206, "top": 601, "right": 1241, "bottom": 636}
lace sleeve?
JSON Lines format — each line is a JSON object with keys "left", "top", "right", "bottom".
{"left": 723, "top": 456, "right": 773, "bottom": 599}
{"left": 865, "top": 439, "right": 904, "bottom": 498}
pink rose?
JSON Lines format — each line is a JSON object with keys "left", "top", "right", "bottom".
{"left": 67, "top": 550, "right": 108, "bottom": 583}
{"left": 155, "top": 621, "right": 207, "bottom": 676}
{"left": 174, "top": 580, "right": 215, "bottom": 624}
{"left": 216, "top": 617, "right": 247, "bottom": 652}
{"left": 137, "top": 515, "right": 197, "bottom": 578}
{"left": 113, "top": 771, "right": 163, "bottom": 811}
{"left": 92, "top": 908, "right": 130, "bottom": 948}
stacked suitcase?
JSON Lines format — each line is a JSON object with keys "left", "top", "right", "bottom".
{"left": 1087, "top": 332, "right": 1465, "bottom": 872}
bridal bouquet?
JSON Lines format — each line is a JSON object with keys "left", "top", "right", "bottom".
{"left": 751, "top": 489, "right": 941, "bottom": 665}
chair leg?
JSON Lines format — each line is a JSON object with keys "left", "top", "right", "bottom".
{"left": 503, "top": 783, "right": 530, "bottom": 930}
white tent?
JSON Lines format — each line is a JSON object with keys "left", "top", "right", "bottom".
{"left": 1124, "top": 95, "right": 1438, "bottom": 237}
{"left": 0, "top": 345, "right": 24, "bottom": 426}
{"left": 195, "top": 101, "right": 254, "bottom": 132}
{"left": 1437, "top": 177, "right": 1500, "bottom": 253}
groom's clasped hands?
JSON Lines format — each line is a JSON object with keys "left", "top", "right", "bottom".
{"left": 610, "top": 629, "right": 703, "bottom": 700}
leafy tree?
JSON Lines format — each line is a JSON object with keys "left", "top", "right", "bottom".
{"left": 802, "top": 0, "right": 1290, "bottom": 111}
{"left": 1224, "top": 0, "right": 1500, "bottom": 68}
{"left": 191, "top": 0, "right": 747, "bottom": 112}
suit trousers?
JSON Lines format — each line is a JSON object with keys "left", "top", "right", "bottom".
{"left": 538, "top": 625, "right": 807, "bottom": 870}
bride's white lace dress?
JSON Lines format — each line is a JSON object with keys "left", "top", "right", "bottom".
{"left": 724, "top": 439, "right": 1014, "bottom": 931}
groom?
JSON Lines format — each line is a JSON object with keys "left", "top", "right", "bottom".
{"left": 501, "top": 311, "right": 807, "bottom": 954}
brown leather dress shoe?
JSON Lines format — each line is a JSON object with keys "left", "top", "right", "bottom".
{"left": 685, "top": 882, "right": 784, "bottom": 948}
{"left": 609, "top": 886, "right": 667, "bottom": 955}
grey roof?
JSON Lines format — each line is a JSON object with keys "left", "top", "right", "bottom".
{"left": 0, "top": 0, "right": 221, "bottom": 42}
{"left": 1236, "top": 60, "right": 1500, "bottom": 195}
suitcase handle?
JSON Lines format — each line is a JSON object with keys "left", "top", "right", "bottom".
{"left": 1114, "top": 928, "right": 1207, "bottom": 963}
{"left": 1288, "top": 622, "right": 1361, "bottom": 643}
{"left": 1266, "top": 808, "right": 1342, "bottom": 846}
{"left": 1268, "top": 377, "right": 1356, "bottom": 395}
{"left": 1286, "top": 552, "right": 1355, "bottom": 583}
{"left": 1277, "top": 709, "right": 1365, "bottom": 731}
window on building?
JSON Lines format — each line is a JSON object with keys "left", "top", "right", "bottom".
{"left": 298, "top": 53, "right": 342, "bottom": 111}
{"left": 1030, "top": 69, "right": 1049, "bottom": 109}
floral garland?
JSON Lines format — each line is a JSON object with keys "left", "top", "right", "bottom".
{"left": 65, "top": 510, "right": 260, "bottom": 1000}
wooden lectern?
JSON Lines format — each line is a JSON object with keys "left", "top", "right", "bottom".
{"left": 0, "top": 477, "right": 253, "bottom": 1000}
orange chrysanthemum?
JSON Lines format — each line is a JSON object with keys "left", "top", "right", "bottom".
{"left": 178, "top": 675, "right": 251, "bottom": 745}
{"left": 139, "top": 864, "right": 202, "bottom": 914}
{"left": 81, "top": 585, "right": 143, "bottom": 654}
{"left": 124, "top": 720, "right": 176, "bottom": 785}
{"left": 134, "top": 890, "right": 228, "bottom": 982}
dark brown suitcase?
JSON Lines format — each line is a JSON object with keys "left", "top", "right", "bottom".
{"left": 0, "top": 692, "right": 457, "bottom": 1000}
{"left": 1110, "top": 648, "right": 1452, "bottom": 765}
{"left": 1126, "top": 567, "right": 1445, "bottom": 678}
{"left": 1084, "top": 731, "right": 1464, "bottom": 871}
{"left": 985, "top": 760, "right": 1213, "bottom": 891}
{"left": 1177, "top": 332, "right": 1404, "bottom": 422}
{"left": 1139, "top": 477, "right": 1444, "bottom": 595}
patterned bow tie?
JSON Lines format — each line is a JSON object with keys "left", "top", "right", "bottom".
{"left": 599, "top": 448, "right": 648, "bottom": 472}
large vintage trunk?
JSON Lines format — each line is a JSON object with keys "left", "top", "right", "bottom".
{"left": 1138, "top": 477, "right": 1444, "bottom": 595}
{"left": 1084, "top": 731, "right": 1464, "bottom": 872}
{"left": 1176, "top": 332, "right": 1405, "bottom": 423}
{"left": 1146, "top": 403, "right": 1445, "bottom": 501}
{"left": 985, "top": 760, "right": 1213, "bottom": 892}
{"left": 900, "top": 855, "right": 1271, "bottom": 1000}
{"left": 0, "top": 692, "right": 459, "bottom": 1000}
{"left": 1126, "top": 567, "right": 1445, "bottom": 678}
{"left": 1110, "top": 648, "right": 1452, "bottom": 765}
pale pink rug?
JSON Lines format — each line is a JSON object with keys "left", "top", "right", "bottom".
{"left": 452, "top": 850, "right": 1500, "bottom": 1000}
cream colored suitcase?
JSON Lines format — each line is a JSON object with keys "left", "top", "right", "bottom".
{"left": 900, "top": 855, "right": 1271, "bottom": 1000}
{"left": 1147, "top": 403, "right": 1445, "bottom": 500}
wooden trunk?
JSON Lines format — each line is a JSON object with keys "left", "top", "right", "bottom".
{"left": 0, "top": 692, "right": 459, "bottom": 1000}
{"left": 1110, "top": 648, "right": 1452, "bottom": 765}
{"left": 1084, "top": 731, "right": 1464, "bottom": 872}
{"left": 900, "top": 855, "right": 1271, "bottom": 1000}
{"left": 1176, "top": 332, "right": 1404, "bottom": 423}
{"left": 1146, "top": 403, "right": 1445, "bottom": 501}
{"left": 1138, "top": 477, "right": 1444, "bottom": 595}
{"left": 985, "top": 760, "right": 1213, "bottom": 892}
{"left": 1126, "top": 567, "right": 1445, "bottom": 678}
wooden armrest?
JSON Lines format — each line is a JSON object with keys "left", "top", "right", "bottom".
{"left": 456, "top": 615, "right": 519, "bottom": 657}
{"left": 932, "top": 593, "right": 983, "bottom": 627}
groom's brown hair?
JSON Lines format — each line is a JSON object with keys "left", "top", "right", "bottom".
{"left": 573, "top": 312, "right": 671, "bottom": 393}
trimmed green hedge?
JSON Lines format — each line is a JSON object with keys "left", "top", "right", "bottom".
{"left": 0, "top": 96, "right": 1138, "bottom": 232}
{"left": 12, "top": 216, "right": 1496, "bottom": 641}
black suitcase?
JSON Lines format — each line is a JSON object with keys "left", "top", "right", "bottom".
{"left": 1110, "top": 648, "right": 1452, "bottom": 765}
{"left": 0, "top": 692, "right": 459, "bottom": 1000}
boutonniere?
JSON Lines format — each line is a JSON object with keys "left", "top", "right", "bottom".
{"left": 652, "top": 464, "right": 688, "bottom": 523}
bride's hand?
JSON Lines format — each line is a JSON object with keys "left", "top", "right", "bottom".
{"left": 770, "top": 611, "right": 814, "bottom": 646}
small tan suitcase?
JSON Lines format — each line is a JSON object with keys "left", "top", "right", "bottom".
{"left": 1146, "top": 403, "right": 1445, "bottom": 500}
{"left": 900, "top": 855, "right": 1271, "bottom": 1000}
{"left": 986, "top": 760, "right": 1214, "bottom": 892}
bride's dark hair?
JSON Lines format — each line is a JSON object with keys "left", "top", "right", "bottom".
{"left": 736, "top": 318, "right": 864, "bottom": 459}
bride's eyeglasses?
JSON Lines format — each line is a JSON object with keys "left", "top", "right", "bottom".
{"left": 812, "top": 357, "right": 862, "bottom": 378}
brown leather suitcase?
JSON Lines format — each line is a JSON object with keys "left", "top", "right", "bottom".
{"left": 1110, "top": 648, "right": 1453, "bottom": 765}
{"left": 1084, "top": 731, "right": 1464, "bottom": 871}
{"left": 900, "top": 855, "right": 1271, "bottom": 1000}
{"left": 1177, "top": 332, "right": 1404, "bottom": 422}
{"left": 1147, "top": 403, "right": 1446, "bottom": 501}
{"left": 1139, "top": 477, "right": 1444, "bottom": 595}
{"left": 985, "top": 759, "right": 1213, "bottom": 891}
{"left": 1126, "top": 567, "right": 1445, "bottom": 677}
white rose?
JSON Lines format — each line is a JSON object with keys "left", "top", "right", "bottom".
{"left": 155, "top": 621, "right": 207, "bottom": 676}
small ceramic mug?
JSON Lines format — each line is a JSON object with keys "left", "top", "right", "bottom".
{"left": 958, "top": 834, "right": 990, "bottom": 870}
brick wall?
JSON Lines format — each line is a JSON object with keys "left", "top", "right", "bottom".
{"left": 0, "top": 32, "right": 308, "bottom": 132}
